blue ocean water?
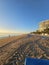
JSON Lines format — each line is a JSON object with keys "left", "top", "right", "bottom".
{"left": 0, "top": 34, "right": 19, "bottom": 39}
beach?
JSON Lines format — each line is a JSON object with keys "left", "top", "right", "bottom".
{"left": 0, "top": 34, "right": 49, "bottom": 65}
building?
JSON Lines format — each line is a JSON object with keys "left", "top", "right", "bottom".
{"left": 39, "top": 20, "right": 49, "bottom": 32}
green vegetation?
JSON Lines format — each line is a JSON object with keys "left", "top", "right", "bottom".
{"left": 43, "top": 27, "right": 49, "bottom": 34}
{"left": 31, "top": 27, "right": 49, "bottom": 34}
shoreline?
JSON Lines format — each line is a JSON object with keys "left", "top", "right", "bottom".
{"left": 0, "top": 34, "right": 49, "bottom": 65}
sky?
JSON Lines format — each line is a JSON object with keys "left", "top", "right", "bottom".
{"left": 0, "top": 0, "right": 49, "bottom": 34}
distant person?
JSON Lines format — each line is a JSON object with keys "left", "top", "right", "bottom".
{"left": 9, "top": 35, "right": 10, "bottom": 37}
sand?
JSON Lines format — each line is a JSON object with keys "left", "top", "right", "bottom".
{"left": 0, "top": 34, "right": 49, "bottom": 65}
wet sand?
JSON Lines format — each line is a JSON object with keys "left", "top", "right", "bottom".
{"left": 0, "top": 34, "right": 49, "bottom": 65}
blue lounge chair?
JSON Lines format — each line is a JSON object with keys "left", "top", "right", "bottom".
{"left": 25, "top": 58, "right": 49, "bottom": 65}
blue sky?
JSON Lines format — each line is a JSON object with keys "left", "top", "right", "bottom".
{"left": 0, "top": 0, "right": 49, "bottom": 34}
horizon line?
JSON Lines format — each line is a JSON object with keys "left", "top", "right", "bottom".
{"left": 0, "top": 32, "right": 28, "bottom": 34}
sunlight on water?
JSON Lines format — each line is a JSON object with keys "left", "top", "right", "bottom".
{"left": 0, "top": 33, "right": 19, "bottom": 39}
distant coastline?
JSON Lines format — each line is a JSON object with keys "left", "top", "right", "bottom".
{"left": 0, "top": 33, "right": 20, "bottom": 39}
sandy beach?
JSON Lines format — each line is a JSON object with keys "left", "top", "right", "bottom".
{"left": 0, "top": 34, "right": 49, "bottom": 65}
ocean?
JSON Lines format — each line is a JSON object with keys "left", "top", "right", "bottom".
{"left": 0, "top": 33, "right": 19, "bottom": 39}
